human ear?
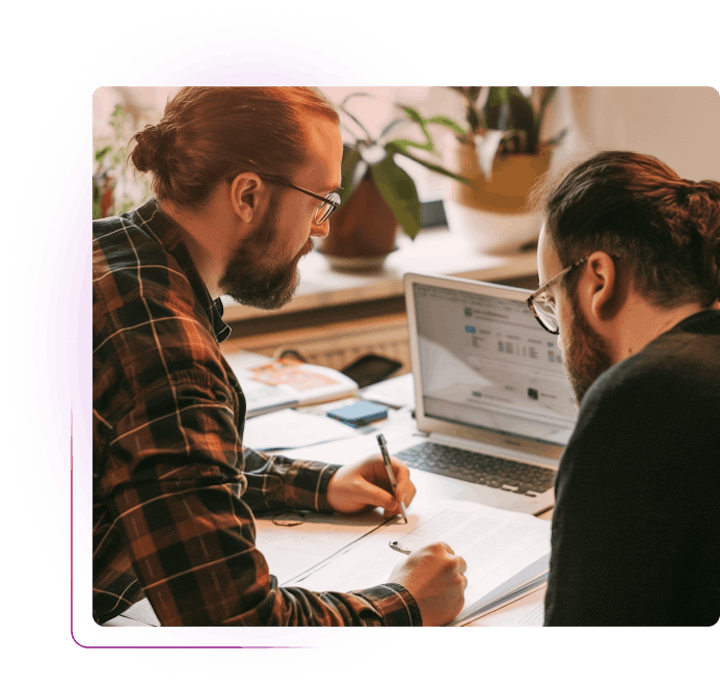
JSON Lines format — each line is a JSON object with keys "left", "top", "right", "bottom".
{"left": 228, "top": 173, "right": 263, "bottom": 223}
{"left": 586, "top": 251, "right": 618, "bottom": 319}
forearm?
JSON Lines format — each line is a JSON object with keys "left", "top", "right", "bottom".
{"left": 241, "top": 446, "right": 341, "bottom": 515}
{"left": 111, "top": 465, "right": 418, "bottom": 626}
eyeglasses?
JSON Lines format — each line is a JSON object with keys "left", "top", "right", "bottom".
{"left": 261, "top": 174, "right": 341, "bottom": 225}
{"left": 526, "top": 256, "right": 589, "bottom": 334}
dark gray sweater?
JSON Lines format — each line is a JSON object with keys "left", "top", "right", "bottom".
{"left": 544, "top": 309, "right": 720, "bottom": 626}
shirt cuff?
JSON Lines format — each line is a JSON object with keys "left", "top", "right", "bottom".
{"left": 352, "top": 582, "right": 423, "bottom": 626}
{"left": 285, "top": 459, "right": 341, "bottom": 514}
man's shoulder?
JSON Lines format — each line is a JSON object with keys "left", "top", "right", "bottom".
{"left": 590, "top": 315, "right": 720, "bottom": 405}
{"left": 93, "top": 202, "right": 197, "bottom": 303}
{"left": 93, "top": 202, "right": 175, "bottom": 275}
{"left": 569, "top": 317, "right": 720, "bottom": 463}
{"left": 93, "top": 204, "right": 208, "bottom": 351}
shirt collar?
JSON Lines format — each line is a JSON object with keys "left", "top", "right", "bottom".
{"left": 131, "top": 198, "right": 232, "bottom": 343}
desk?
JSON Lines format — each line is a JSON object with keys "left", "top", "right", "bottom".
{"left": 105, "top": 402, "right": 555, "bottom": 628}
{"left": 279, "top": 415, "right": 553, "bottom": 627}
{"left": 220, "top": 226, "right": 539, "bottom": 375}
{"left": 219, "top": 218, "right": 553, "bottom": 625}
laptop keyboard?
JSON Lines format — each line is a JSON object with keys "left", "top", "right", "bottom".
{"left": 396, "top": 442, "right": 556, "bottom": 497}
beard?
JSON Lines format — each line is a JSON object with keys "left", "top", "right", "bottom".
{"left": 563, "top": 288, "right": 614, "bottom": 406}
{"left": 219, "top": 194, "right": 312, "bottom": 310}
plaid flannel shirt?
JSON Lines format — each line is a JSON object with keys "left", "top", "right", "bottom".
{"left": 92, "top": 199, "right": 421, "bottom": 626}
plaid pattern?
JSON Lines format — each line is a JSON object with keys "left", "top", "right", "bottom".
{"left": 93, "top": 199, "right": 420, "bottom": 626}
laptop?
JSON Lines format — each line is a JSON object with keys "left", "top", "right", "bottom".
{"left": 393, "top": 272, "right": 579, "bottom": 515}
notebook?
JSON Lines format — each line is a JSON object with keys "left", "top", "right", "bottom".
{"left": 393, "top": 272, "right": 579, "bottom": 515}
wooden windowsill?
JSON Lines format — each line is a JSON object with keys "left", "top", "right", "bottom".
{"left": 220, "top": 226, "right": 539, "bottom": 323}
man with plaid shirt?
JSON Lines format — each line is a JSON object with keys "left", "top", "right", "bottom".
{"left": 93, "top": 87, "right": 467, "bottom": 626}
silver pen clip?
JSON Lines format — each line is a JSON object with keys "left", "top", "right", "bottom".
{"left": 389, "top": 539, "right": 411, "bottom": 555}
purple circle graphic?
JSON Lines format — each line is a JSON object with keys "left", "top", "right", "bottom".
{"left": 7, "top": 8, "right": 420, "bottom": 680}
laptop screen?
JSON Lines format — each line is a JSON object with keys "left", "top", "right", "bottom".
{"left": 412, "top": 280, "right": 578, "bottom": 446}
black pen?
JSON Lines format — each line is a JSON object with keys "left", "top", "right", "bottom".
{"left": 376, "top": 434, "right": 408, "bottom": 524}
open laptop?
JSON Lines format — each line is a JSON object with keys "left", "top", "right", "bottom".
{"left": 393, "top": 272, "right": 579, "bottom": 515}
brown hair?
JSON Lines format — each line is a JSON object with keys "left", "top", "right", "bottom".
{"left": 542, "top": 150, "right": 720, "bottom": 308}
{"left": 129, "top": 86, "right": 339, "bottom": 210}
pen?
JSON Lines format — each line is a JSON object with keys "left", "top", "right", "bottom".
{"left": 376, "top": 434, "right": 408, "bottom": 524}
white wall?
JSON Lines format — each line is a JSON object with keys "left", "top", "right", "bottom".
{"left": 554, "top": 86, "right": 720, "bottom": 182}
{"left": 93, "top": 86, "right": 720, "bottom": 201}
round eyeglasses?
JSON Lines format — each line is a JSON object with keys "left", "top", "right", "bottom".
{"left": 261, "top": 174, "right": 341, "bottom": 225}
{"left": 526, "top": 256, "right": 589, "bottom": 334}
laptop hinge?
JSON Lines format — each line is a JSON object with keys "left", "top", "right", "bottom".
{"left": 427, "top": 432, "right": 561, "bottom": 470}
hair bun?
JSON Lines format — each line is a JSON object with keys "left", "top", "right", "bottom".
{"left": 696, "top": 179, "right": 720, "bottom": 201}
{"left": 129, "top": 123, "right": 166, "bottom": 174}
{"left": 688, "top": 181, "right": 720, "bottom": 295}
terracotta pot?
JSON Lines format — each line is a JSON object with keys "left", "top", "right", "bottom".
{"left": 454, "top": 140, "right": 552, "bottom": 214}
{"left": 319, "top": 171, "right": 399, "bottom": 258}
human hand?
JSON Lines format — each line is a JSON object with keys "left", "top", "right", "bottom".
{"left": 326, "top": 454, "right": 416, "bottom": 517}
{"left": 389, "top": 542, "right": 467, "bottom": 626}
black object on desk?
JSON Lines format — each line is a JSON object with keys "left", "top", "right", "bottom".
{"left": 341, "top": 354, "right": 403, "bottom": 389}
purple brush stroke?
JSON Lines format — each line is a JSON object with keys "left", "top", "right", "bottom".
{"left": 7, "top": 8, "right": 420, "bottom": 680}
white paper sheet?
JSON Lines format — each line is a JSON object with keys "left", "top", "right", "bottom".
{"left": 467, "top": 585, "right": 546, "bottom": 627}
{"left": 360, "top": 373, "right": 415, "bottom": 409}
{"left": 243, "top": 408, "right": 360, "bottom": 450}
{"left": 254, "top": 511, "right": 391, "bottom": 585}
{"left": 293, "top": 500, "right": 550, "bottom": 625}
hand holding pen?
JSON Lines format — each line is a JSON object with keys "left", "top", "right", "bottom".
{"left": 326, "top": 439, "right": 416, "bottom": 517}
{"left": 376, "top": 434, "right": 408, "bottom": 524}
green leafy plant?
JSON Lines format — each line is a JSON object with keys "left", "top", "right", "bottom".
{"left": 441, "top": 86, "right": 566, "bottom": 179}
{"left": 337, "top": 93, "right": 472, "bottom": 240}
{"left": 93, "top": 104, "right": 151, "bottom": 219}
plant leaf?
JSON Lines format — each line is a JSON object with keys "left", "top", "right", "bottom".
{"left": 94, "top": 145, "right": 113, "bottom": 163}
{"left": 507, "top": 87, "right": 538, "bottom": 152}
{"left": 424, "top": 115, "right": 466, "bottom": 136}
{"left": 518, "top": 86, "right": 533, "bottom": 98}
{"left": 338, "top": 146, "right": 366, "bottom": 205}
{"left": 386, "top": 142, "right": 475, "bottom": 187}
{"left": 394, "top": 105, "right": 438, "bottom": 155}
{"left": 391, "top": 138, "right": 435, "bottom": 154}
{"left": 378, "top": 117, "right": 408, "bottom": 141}
{"left": 339, "top": 92, "right": 375, "bottom": 111}
{"left": 484, "top": 87, "right": 511, "bottom": 130}
{"left": 337, "top": 92, "right": 376, "bottom": 142}
{"left": 537, "top": 86, "right": 557, "bottom": 123}
{"left": 476, "top": 130, "right": 506, "bottom": 180}
{"left": 339, "top": 109, "right": 374, "bottom": 144}
{"left": 370, "top": 155, "right": 422, "bottom": 240}
{"left": 339, "top": 120, "right": 366, "bottom": 143}
{"left": 543, "top": 127, "right": 568, "bottom": 149}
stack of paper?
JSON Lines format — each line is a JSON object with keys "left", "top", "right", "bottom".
{"left": 103, "top": 500, "right": 550, "bottom": 628}
{"left": 290, "top": 500, "right": 550, "bottom": 626}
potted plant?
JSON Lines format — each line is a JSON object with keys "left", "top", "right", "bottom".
{"left": 318, "top": 93, "right": 472, "bottom": 269}
{"left": 93, "top": 102, "right": 152, "bottom": 219}
{"left": 434, "top": 86, "right": 567, "bottom": 253}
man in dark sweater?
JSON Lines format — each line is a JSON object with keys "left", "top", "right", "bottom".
{"left": 527, "top": 151, "right": 720, "bottom": 625}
